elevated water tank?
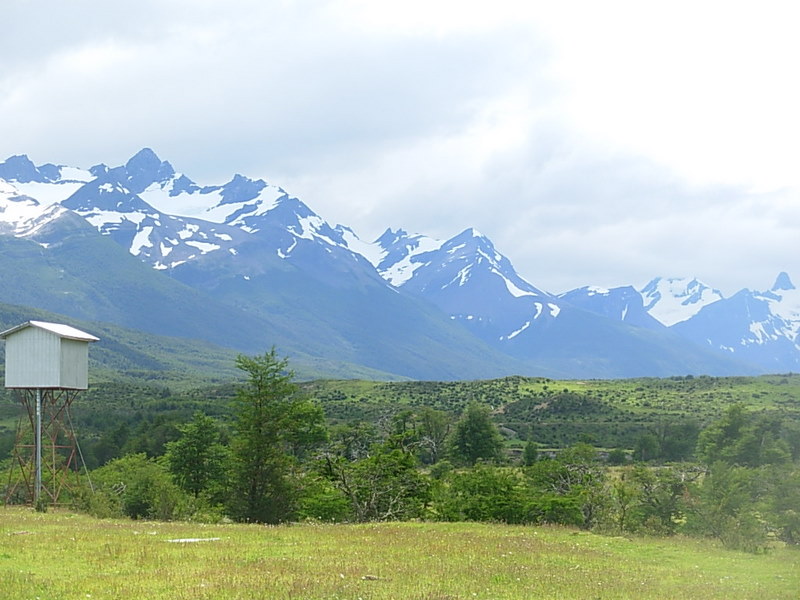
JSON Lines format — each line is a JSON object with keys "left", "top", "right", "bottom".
{"left": 0, "top": 320, "right": 99, "bottom": 390}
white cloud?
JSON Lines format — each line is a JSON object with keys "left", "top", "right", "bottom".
{"left": 0, "top": 0, "right": 796, "bottom": 296}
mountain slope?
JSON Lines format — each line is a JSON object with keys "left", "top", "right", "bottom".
{"left": 352, "top": 227, "right": 752, "bottom": 377}
{"left": 0, "top": 212, "right": 285, "bottom": 351}
{"left": 0, "top": 152, "right": 528, "bottom": 380}
{"left": 559, "top": 285, "right": 665, "bottom": 331}
{"left": 368, "top": 227, "right": 559, "bottom": 343}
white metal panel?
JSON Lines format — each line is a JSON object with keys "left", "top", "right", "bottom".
{"left": 4, "top": 326, "right": 61, "bottom": 388}
{"left": 59, "top": 339, "right": 89, "bottom": 390}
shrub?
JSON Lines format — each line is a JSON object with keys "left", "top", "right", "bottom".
{"left": 435, "top": 465, "right": 527, "bottom": 524}
{"left": 88, "top": 453, "right": 189, "bottom": 520}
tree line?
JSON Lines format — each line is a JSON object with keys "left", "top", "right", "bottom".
{"left": 5, "top": 350, "right": 800, "bottom": 553}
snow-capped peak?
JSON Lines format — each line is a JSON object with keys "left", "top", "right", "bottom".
{"left": 138, "top": 168, "right": 287, "bottom": 234}
{"left": 640, "top": 276, "right": 724, "bottom": 326}
{"left": 0, "top": 180, "right": 68, "bottom": 238}
{"left": 756, "top": 273, "right": 800, "bottom": 344}
{"left": 124, "top": 147, "right": 176, "bottom": 193}
{"left": 772, "top": 271, "right": 795, "bottom": 292}
{"left": 371, "top": 228, "right": 446, "bottom": 287}
{"left": 0, "top": 155, "right": 93, "bottom": 208}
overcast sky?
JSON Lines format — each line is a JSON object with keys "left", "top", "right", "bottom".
{"left": 2, "top": 0, "right": 798, "bottom": 295}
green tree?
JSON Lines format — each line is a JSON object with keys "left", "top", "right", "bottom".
{"left": 328, "top": 422, "right": 380, "bottom": 461}
{"left": 522, "top": 440, "right": 539, "bottom": 466}
{"left": 655, "top": 419, "right": 700, "bottom": 462}
{"left": 282, "top": 398, "right": 329, "bottom": 460}
{"left": 322, "top": 441, "right": 430, "bottom": 522}
{"left": 627, "top": 465, "right": 686, "bottom": 535}
{"left": 633, "top": 433, "right": 659, "bottom": 462}
{"left": 697, "top": 405, "right": 791, "bottom": 467}
{"left": 228, "top": 349, "right": 324, "bottom": 523}
{"left": 448, "top": 402, "right": 504, "bottom": 466}
{"left": 295, "top": 474, "right": 353, "bottom": 522}
{"left": 123, "top": 415, "right": 181, "bottom": 458}
{"left": 766, "top": 465, "right": 800, "bottom": 544}
{"left": 87, "top": 423, "right": 130, "bottom": 468}
{"left": 164, "top": 412, "right": 229, "bottom": 499}
{"left": 525, "top": 444, "right": 606, "bottom": 529}
{"left": 417, "top": 407, "right": 450, "bottom": 465}
{"left": 780, "top": 421, "right": 800, "bottom": 461}
{"left": 606, "top": 472, "right": 640, "bottom": 533}
{"left": 686, "top": 461, "right": 767, "bottom": 552}
{"left": 606, "top": 448, "right": 628, "bottom": 465}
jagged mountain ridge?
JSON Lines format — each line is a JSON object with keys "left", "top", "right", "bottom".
{"left": 557, "top": 274, "right": 799, "bottom": 372}
{"left": 0, "top": 148, "right": 793, "bottom": 378}
{"left": 0, "top": 151, "right": 532, "bottom": 380}
{"left": 367, "top": 227, "right": 559, "bottom": 341}
{"left": 345, "top": 226, "right": 758, "bottom": 376}
{"left": 671, "top": 273, "right": 800, "bottom": 371}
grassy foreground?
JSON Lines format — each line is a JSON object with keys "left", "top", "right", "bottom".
{"left": 1, "top": 508, "right": 797, "bottom": 600}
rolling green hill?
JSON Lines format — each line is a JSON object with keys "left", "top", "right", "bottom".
{"left": 301, "top": 373, "right": 800, "bottom": 450}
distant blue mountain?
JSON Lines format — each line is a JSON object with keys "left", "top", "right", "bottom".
{"left": 0, "top": 149, "right": 794, "bottom": 379}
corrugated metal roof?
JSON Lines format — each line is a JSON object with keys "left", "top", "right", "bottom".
{"left": 0, "top": 320, "right": 99, "bottom": 342}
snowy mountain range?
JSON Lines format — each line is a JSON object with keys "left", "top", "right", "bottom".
{"left": 0, "top": 149, "right": 796, "bottom": 379}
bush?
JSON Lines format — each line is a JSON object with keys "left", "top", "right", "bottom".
{"left": 435, "top": 465, "right": 527, "bottom": 524}
{"left": 87, "top": 454, "right": 189, "bottom": 520}
{"left": 684, "top": 462, "right": 768, "bottom": 552}
{"left": 296, "top": 476, "right": 352, "bottom": 522}
{"left": 323, "top": 444, "right": 431, "bottom": 522}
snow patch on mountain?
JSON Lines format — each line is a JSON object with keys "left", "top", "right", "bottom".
{"left": 0, "top": 155, "right": 92, "bottom": 208}
{"left": 130, "top": 226, "right": 155, "bottom": 256}
{"left": 0, "top": 180, "right": 70, "bottom": 238}
{"left": 370, "top": 229, "right": 446, "bottom": 287}
{"left": 139, "top": 171, "right": 288, "bottom": 235}
{"left": 292, "top": 214, "right": 337, "bottom": 246}
{"left": 0, "top": 182, "right": 45, "bottom": 227}
{"left": 185, "top": 240, "right": 221, "bottom": 254}
{"left": 504, "top": 319, "right": 533, "bottom": 340}
{"left": 336, "top": 226, "right": 385, "bottom": 266}
{"left": 640, "top": 277, "right": 724, "bottom": 326}
{"left": 586, "top": 286, "right": 610, "bottom": 295}
{"left": 751, "top": 273, "right": 800, "bottom": 346}
{"left": 495, "top": 268, "right": 537, "bottom": 298}
{"left": 13, "top": 179, "right": 89, "bottom": 206}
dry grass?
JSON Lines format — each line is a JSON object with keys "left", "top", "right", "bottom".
{"left": 1, "top": 507, "right": 797, "bottom": 599}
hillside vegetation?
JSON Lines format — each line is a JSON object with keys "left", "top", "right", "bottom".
{"left": 2, "top": 361, "right": 799, "bottom": 558}
{"left": 2, "top": 372, "right": 799, "bottom": 469}
{"left": 303, "top": 373, "right": 800, "bottom": 449}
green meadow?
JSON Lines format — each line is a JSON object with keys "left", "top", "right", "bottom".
{"left": 1, "top": 507, "right": 797, "bottom": 600}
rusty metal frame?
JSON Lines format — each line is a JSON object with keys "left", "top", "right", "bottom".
{"left": 4, "top": 388, "right": 83, "bottom": 506}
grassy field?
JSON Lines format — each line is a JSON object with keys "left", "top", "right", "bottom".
{"left": 1, "top": 508, "right": 797, "bottom": 600}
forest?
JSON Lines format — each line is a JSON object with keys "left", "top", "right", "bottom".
{"left": 1, "top": 351, "right": 799, "bottom": 554}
